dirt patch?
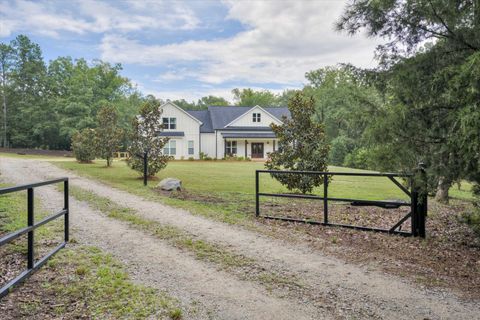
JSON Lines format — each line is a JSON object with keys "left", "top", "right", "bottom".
{"left": 0, "top": 148, "right": 72, "bottom": 157}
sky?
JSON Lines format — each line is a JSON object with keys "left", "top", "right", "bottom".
{"left": 0, "top": 0, "right": 381, "bottom": 103}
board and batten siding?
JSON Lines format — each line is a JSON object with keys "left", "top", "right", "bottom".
{"left": 161, "top": 102, "right": 201, "bottom": 159}
{"left": 226, "top": 106, "right": 281, "bottom": 128}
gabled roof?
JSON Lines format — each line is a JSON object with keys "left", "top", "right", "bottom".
{"left": 203, "top": 106, "right": 290, "bottom": 130}
{"left": 163, "top": 102, "right": 203, "bottom": 125}
{"left": 224, "top": 105, "right": 283, "bottom": 127}
{"left": 185, "top": 110, "right": 214, "bottom": 133}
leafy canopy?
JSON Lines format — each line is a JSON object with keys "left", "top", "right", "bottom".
{"left": 127, "top": 98, "right": 171, "bottom": 177}
{"left": 265, "top": 92, "right": 330, "bottom": 194}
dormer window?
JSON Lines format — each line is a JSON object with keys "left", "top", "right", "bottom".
{"left": 163, "top": 117, "right": 176, "bottom": 129}
{"left": 252, "top": 113, "right": 261, "bottom": 123}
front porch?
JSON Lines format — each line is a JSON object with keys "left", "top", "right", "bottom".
{"left": 222, "top": 133, "right": 278, "bottom": 159}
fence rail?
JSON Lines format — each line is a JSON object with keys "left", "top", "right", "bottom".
{"left": 255, "top": 169, "right": 427, "bottom": 237}
{"left": 0, "top": 178, "right": 69, "bottom": 299}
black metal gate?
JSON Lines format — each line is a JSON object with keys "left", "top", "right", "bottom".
{"left": 0, "top": 178, "right": 69, "bottom": 298}
{"left": 255, "top": 169, "right": 427, "bottom": 237}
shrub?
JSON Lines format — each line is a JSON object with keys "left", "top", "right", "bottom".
{"left": 204, "top": 156, "right": 212, "bottom": 161}
{"left": 329, "top": 136, "right": 355, "bottom": 166}
{"left": 71, "top": 129, "right": 97, "bottom": 163}
{"left": 459, "top": 201, "right": 480, "bottom": 237}
{"left": 188, "top": 157, "right": 194, "bottom": 161}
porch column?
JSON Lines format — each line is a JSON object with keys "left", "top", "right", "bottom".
{"left": 273, "top": 140, "right": 275, "bottom": 152}
{"left": 224, "top": 138, "right": 227, "bottom": 158}
{"left": 245, "top": 140, "right": 248, "bottom": 158}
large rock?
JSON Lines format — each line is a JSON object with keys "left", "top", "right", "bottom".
{"left": 157, "top": 178, "right": 182, "bottom": 191}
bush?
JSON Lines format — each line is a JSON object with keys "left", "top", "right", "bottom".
{"left": 188, "top": 157, "right": 194, "bottom": 161}
{"left": 199, "top": 152, "right": 207, "bottom": 160}
{"left": 71, "top": 129, "right": 97, "bottom": 163}
{"left": 204, "top": 156, "right": 212, "bottom": 161}
{"left": 343, "top": 147, "right": 372, "bottom": 169}
{"left": 459, "top": 201, "right": 480, "bottom": 237}
{"left": 329, "top": 136, "right": 355, "bottom": 166}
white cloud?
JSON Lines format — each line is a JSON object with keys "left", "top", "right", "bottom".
{"left": 100, "top": 1, "right": 380, "bottom": 86}
{"left": 0, "top": 0, "right": 200, "bottom": 38}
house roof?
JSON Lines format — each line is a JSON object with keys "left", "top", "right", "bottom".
{"left": 185, "top": 110, "right": 213, "bottom": 133}
{"left": 185, "top": 106, "right": 290, "bottom": 132}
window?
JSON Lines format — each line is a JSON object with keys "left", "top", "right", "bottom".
{"left": 252, "top": 113, "right": 261, "bottom": 122}
{"left": 163, "top": 140, "right": 176, "bottom": 155}
{"left": 226, "top": 141, "right": 237, "bottom": 155}
{"left": 162, "top": 117, "right": 176, "bottom": 129}
{"left": 188, "top": 140, "right": 194, "bottom": 155}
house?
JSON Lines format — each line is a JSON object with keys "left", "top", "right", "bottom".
{"left": 158, "top": 102, "right": 290, "bottom": 160}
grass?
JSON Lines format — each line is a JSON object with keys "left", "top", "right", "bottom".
{"left": 57, "top": 160, "right": 414, "bottom": 200}
{"left": 68, "top": 185, "right": 304, "bottom": 292}
{"left": 54, "top": 160, "right": 476, "bottom": 228}
{"left": 0, "top": 184, "right": 182, "bottom": 319}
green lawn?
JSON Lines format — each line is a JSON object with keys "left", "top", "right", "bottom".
{"left": 56, "top": 160, "right": 417, "bottom": 201}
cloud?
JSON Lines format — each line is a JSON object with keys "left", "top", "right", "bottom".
{"left": 0, "top": 0, "right": 200, "bottom": 38}
{"left": 100, "top": 1, "right": 380, "bottom": 86}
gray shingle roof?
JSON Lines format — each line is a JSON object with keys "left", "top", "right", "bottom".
{"left": 186, "top": 106, "right": 290, "bottom": 132}
{"left": 185, "top": 110, "right": 214, "bottom": 133}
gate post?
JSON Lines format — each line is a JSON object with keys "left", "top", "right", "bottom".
{"left": 417, "top": 163, "right": 427, "bottom": 238}
{"left": 255, "top": 170, "right": 260, "bottom": 217}
{"left": 412, "top": 163, "right": 427, "bottom": 238}
{"left": 323, "top": 174, "right": 328, "bottom": 224}
{"left": 27, "top": 188, "right": 34, "bottom": 269}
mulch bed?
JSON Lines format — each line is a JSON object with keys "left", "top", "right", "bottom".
{"left": 162, "top": 189, "right": 480, "bottom": 299}
{"left": 261, "top": 198, "right": 480, "bottom": 299}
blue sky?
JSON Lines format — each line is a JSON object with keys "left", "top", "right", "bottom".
{"left": 0, "top": 0, "right": 381, "bottom": 103}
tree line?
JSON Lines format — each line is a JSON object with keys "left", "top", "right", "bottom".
{"left": 2, "top": 0, "right": 480, "bottom": 205}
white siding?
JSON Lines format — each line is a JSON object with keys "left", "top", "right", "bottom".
{"left": 200, "top": 133, "right": 216, "bottom": 158}
{"left": 161, "top": 102, "right": 201, "bottom": 159}
{"left": 226, "top": 106, "right": 281, "bottom": 128}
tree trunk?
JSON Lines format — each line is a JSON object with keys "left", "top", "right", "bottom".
{"left": 435, "top": 176, "right": 451, "bottom": 204}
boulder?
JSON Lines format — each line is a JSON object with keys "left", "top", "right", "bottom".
{"left": 157, "top": 178, "right": 182, "bottom": 191}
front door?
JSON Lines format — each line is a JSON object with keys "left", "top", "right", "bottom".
{"left": 251, "top": 143, "right": 264, "bottom": 158}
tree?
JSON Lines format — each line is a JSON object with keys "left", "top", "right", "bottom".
{"left": 337, "top": 0, "right": 480, "bottom": 203}
{"left": 197, "top": 95, "right": 229, "bottom": 108}
{"left": 304, "top": 64, "right": 382, "bottom": 167}
{"left": 96, "top": 104, "right": 123, "bottom": 167}
{"left": 0, "top": 44, "right": 14, "bottom": 147}
{"left": 71, "top": 128, "right": 97, "bottom": 163}
{"left": 265, "top": 92, "right": 330, "bottom": 194}
{"left": 127, "top": 98, "right": 171, "bottom": 177}
{"left": 232, "top": 88, "right": 280, "bottom": 107}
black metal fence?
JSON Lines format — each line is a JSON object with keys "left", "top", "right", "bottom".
{"left": 0, "top": 178, "right": 69, "bottom": 299}
{"left": 255, "top": 170, "right": 427, "bottom": 237}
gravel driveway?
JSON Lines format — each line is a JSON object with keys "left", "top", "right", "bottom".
{"left": 1, "top": 157, "right": 479, "bottom": 319}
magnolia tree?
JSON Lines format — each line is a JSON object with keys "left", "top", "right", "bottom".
{"left": 96, "top": 104, "right": 124, "bottom": 167}
{"left": 127, "top": 98, "right": 171, "bottom": 177}
{"left": 265, "top": 91, "right": 330, "bottom": 194}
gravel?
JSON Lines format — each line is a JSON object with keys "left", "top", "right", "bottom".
{"left": 1, "top": 157, "right": 479, "bottom": 319}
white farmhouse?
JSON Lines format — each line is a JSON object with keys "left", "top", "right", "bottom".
{"left": 158, "top": 102, "right": 290, "bottom": 160}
